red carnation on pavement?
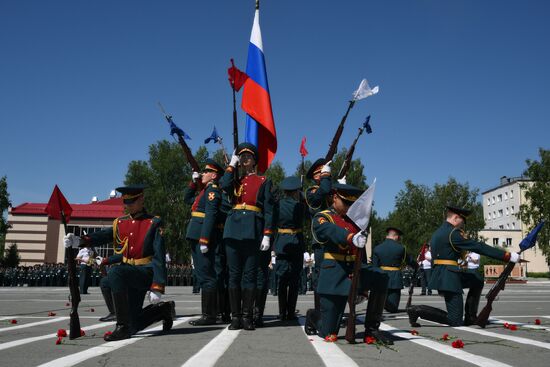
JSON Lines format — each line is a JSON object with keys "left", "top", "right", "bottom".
{"left": 442, "top": 333, "right": 450, "bottom": 341}
{"left": 503, "top": 322, "right": 510, "bottom": 329}
{"left": 57, "top": 329, "right": 67, "bottom": 338}
{"left": 509, "top": 324, "right": 518, "bottom": 331}
{"left": 364, "top": 336, "right": 376, "bottom": 344}
{"left": 410, "top": 329, "right": 419, "bottom": 335}
{"left": 48, "top": 311, "right": 56, "bottom": 317}
{"left": 55, "top": 337, "right": 63, "bottom": 345}
{"left": 90, "top": 308, "right": 95, "bottom": 312}
{"left": 10, "top": 319, "right": 17, "bottom": 324}
{"left": 452, "top": 339, "right": 464, "bottom": 348}
{"left": 104, "top": 331, "right": 113, "bottom": 338}
{"left": 535, "top": 319, "right": 541, "bottom": 325}
{"left": 80, "top": 329, "right": 86, "bottom": 337}
{"left": 65, "top": 302, "right": 70, "bottom": 306}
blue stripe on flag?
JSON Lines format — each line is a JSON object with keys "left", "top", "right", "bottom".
{"left": 246, "top": 42, "right": 270, "bottom": 93}
{"left": 245, "top": 114, "right": 259, "bottom": 146}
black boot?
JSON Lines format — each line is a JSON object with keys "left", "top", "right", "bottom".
{"left": 242, "top": 288, "right": 256, "bottom": 330}
{"left": 278, "top": 284, "right": 288, "bottom": 321}
{"left": 138, "top": 300, "right": 175, "bottom": 332}
{"left": 286, "top": 283, "right": 299, "bottom": 321}
{"left": 364, "top": 290, "right": 393, "bottom": 345}
{"left": 99, "top": 288, "right": 116, "bottom": 322}
{"left": 218, "top": 288, "right": 231, "bottom": 323}
{"left": 407, "top": 304, "right": 448, "bottom": 327}
{"left": 104, "top": 292, "right": 131, "bottom": 341}
{"left": 190, "top": 290, "right": 218, "bottom": 326}
{"left": 464, "top": 287, "right": 482, "bottom": 326}
{"left": 314, "top": 291, "right": 320, "bottom": 312}
{"left": 254, "top": 288, "right": 268, "bottom": 328}
{"left": 305, "top": 308, "right": 320, "bottom": 335}
{"left": 228, "top": 288, "right": 242, "bottom": 330}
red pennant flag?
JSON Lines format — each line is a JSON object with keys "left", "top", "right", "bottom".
{"left": 45, "top": 185, "right": 73, "bottom": 223}
{"left": 299, "top": 137, "right": 308, "bottom": 157}
{"left": 228, "top": 58, "right": 249, "bottom": 92}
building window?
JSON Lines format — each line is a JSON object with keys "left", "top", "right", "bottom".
{"left": 506, "top": 207, "right": 509, "bottom": 216}
{"left": 492, "top": 196, "right": 495, "bottom": 204}
{"left": 498, "top": 209, "right": 503, "bottom": 217}
{"left": 487, "top": 213, "right": 491, "bottom": 220}
{"left": 504, "top": 192, "right": 508, "bottom": 200}
{"left": 493, "top": 238, "right": 499, "bottom": 246}
{"left": 511, "top": 206, "right": 514, "bottom": 214}
{"left": 506, "top": 223, "right": 510, "bottom": 229}
{"left": 510, "top": 190, "right": 514, "bottom": 198}
{"left": 512, "top": 222, "right": 515, "bottom": 229}
{"left": 487, "top": 198, "right": 491, "bottom": 206}
{"left": 506, "top": 238, "right": 512, "bottom": 246}
{"left": 499, "top": 225, "right": 504, "bottom": 229}
{"left": 493, "top": 211, "right": 496, "bottom": 218}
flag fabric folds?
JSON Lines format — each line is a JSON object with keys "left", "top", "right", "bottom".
{"left": 45, "top": 185, "right": 73, "bottom": 223}
{"left": 299, "top": 136, "right": 308, "bottom": 157}
{"left": 346, "top": 178, "right": 377, "bottom": 232}
{"left": 519, "top": 221, "right": 545, "bottom": 252}
{"left": 169, "top": 120, "right": 191, "bottom": 140}
{"left": 204, "top": 126, "right": 220, "bottom": 144}
{"left": 363, "top": 115, "right": 373, "bottom": 134}
{"left": 352, "top": 79, "right": 379, "bottom": 101}
{"left": 241, "top": 7, "right": 277, "bottom": 173}
{"left": 228, "top": 59, "right": 249, "bottom": 92}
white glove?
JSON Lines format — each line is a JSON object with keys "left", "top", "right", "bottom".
{"left": 95, "top": 256, "right": 104, "bottom": 266}
{"left": 147, "top": 290, "right": 162, "bottom": 304}
{"left": 260, "top": 235, "right": 271, "bottom": 251}
{"left": 321, "top": 160, "right": 332, "bottom": 174}
{"left": 509, "top": 252, "right": 520, "bottom": 263}
{"left": 337, "top": 176, "right": 347, "bottom": 184}
{"left": 229, "top": 150, "right": 240, "bottom": 168}
{"left": 200, "top": 244, "right": 209, "bottom": 253}
{"left": 352, "top": 232, "right": 366, "bottom": 248}
{"left": 63, "top": 233, "right": 81, "bottom": 249}
{"left": 192, "top": 171, "right": 200, "bottom": 181}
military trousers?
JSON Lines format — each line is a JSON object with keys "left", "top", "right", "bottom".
{"left": 317, "top": 294, "right": 347, "bottom": 338}
{"left": 385, "top": 289, "right": 401, "bottom": 313}
{"left": 79, "top": 264, "right": 92, "bottom": 294}
{"left": 257, "top": 250, "right": 271, "bottom": 291}
{"left": 190, "top": 239, "right": 218, "bottom": 290}
{"left": 440, "top": 270, "right": 484, "bottom": 326}
{"left": 225, "top": 239, "right": 259, "bottom": 290}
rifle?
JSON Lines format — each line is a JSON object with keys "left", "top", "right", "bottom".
{"left": 157, "top": 102, "right": 200, "bottom": 172}
{"left": 325, "top": 100, "right": 355, "bottom": 162}
{"left": 345, "top": 239, "right": 364, "bottom": 343}
{"left": 475, "top": 221, "right": 544, "bottom": 328}
{"left": 62, "top": 212, "right": 81, "bottom": 339}
{"left": 337, "top": 122, "right": 365, "bottom": 179}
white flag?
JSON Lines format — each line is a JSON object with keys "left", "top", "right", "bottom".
{"left": 351, "top": 79, "right": 379, "bottom": 101}
{"left": 346, "top": 178, "right": 376, "bottom": 232}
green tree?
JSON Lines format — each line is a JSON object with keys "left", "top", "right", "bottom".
{"left": 2, "top": 243, "right": 20, "bottom": 267}
{"left": 518, "top": 148, "right": 550, "bottom": 262}
{"left": 264, "top": 161, "right": 286, "bottom": 187}
{"left": 0, "top": 176, "right": 11, "bottom": 261}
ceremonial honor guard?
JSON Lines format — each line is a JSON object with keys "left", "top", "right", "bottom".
{"left": 184, "top": 159, "right": 224, "bottom": 325}
{"left": 304, "top": 158, "right": 333, "bottom": 311}
{"left": 220, "top": 143, "right": 274, "bottom": 330}
{"left": 372, "top": 227, "right": 417, "bottom": 313}
{"left": 305, "top": 184, "right": 392, "bottom": 344}
{"left": 408, "top": 205, "right": 520, "bottom": 327}
{"left": 273, "top": 177, "right": 306, "bottom": 321}
{"left": 65, "top": 185, "right": 174, "bottom": 341}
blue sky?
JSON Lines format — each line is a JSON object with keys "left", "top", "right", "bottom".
{"left": 1, "top": 0, "right": 549, "bottom": 217}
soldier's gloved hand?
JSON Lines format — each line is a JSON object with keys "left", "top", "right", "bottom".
{"left": 337, "top": 176, "right": 347, "bottom": 184}
{"left": 192, "top": 171, "right": 201, "bottom": 181}
{"left": 352, "top": 232, "right": 366, "bottom": 248}
{"left": 95, "top": 256, "right": 104, "bottom": 266}
{"left": 229, "top": 150, "right": 240, "bottom": 168}
{"left": 200, "top": 244, "right": 209, "bottom": 254}
{"left": 63, "top": 233, "right": 81, "bottom": 248}
{"left": 147, "top": 290, "right": 162, "bottom": 304}
{"left": 321, "top": 160, "right": 332, "bottom": 174}
{"left": 260, "top": 235, "right": 270, "bottom": 251}
{"left": 509, "top": 252, "right": 520, "bottom": 263}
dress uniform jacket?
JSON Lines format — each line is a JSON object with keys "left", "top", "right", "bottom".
{"left": 430, "top": 221, "right": 509, "bottom": 293}
{"left": 184, "top": 180, "right": 223, "bottom": 246}
{"left": 274, "top": 196, "right": 306, "bottom": 277}
{"left": 372, "top": 239, "right": 415, "bottom": 290}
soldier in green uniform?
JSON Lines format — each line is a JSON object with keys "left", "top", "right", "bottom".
{"left": 184, "top": 159, "right": 225, "bottom": 325}
{"left": 65, "top": 185, "right": 175, "bottom": 341}
{"left": 407, "top": 205, "right": 520, "bottom": 327}
{"left": 220, "top": 143, "right": 274, "bottom": 331}
{"left": 372, "top": 227, "right": 417, "bottom": 313}
{"left": 304, "top": 158, "right": 333, "bottom": 312}
{"left": 274, "top": 177, "right": 307, "bottom": 321}
{"left": 215, "top": 190, "right": 233, "bottom": 323}
{"left": 305, "top": 184, "right": 393, "bottom": 344}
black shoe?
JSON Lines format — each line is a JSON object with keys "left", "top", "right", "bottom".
{"left": 305, "top": 309, "right": 319, "bottom": 336}
{"left": 189, "top": 315, "right": 217, "bottom": 326}
{"left": 104, "top": 325, "right": 131, "bottom": 341}
{"left": 228, "top": 317, "right": 242, "bottom": 330}
{"left": 162, "top": 301, "right": 176, "bottom": 332}
{"left": 242, "top": 318, "right": 255, "bottom": 330}
{"left": 407, "top": 306, "right": 421, "bottom": 327}
{"left": 278, "top": 314, "right": 287, "bottom": 321}
{"left": 365, "top": 328, "right": 394, "bottom": 345}
{"left": 99, "top": 313, "right": 116, "bottom": 322}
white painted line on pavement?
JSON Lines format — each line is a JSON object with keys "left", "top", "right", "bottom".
{"left": 298, "top": 317, "right": 359, "bottom": 367}
{"left": 0, "top": 317, "right": 68, "bottom": 333}
{"left": 37, "top": 317, "right": 191, "bottom": 367}
{"left": 455, "top": 325, "right": 550, "bottom": 350}
{"left": 0, "top": 321, "right": 115, "bottom": 351}
{"left": 182, "top": 326, "right": 241, "bottom": 367}
{"left": 488, "top": 318, "right": 550, "bottom": 331}
{"left": 379, "top": 323, "right": 512, "bottom": 367}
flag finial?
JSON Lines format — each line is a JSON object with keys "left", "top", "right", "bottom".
{"left": 256, "top": 0, "right": 259, "bottom": 10}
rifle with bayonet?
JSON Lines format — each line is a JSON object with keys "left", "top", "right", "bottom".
{"left": 337, "top": 116, "right": 372, "bottom": 179}
{"left": 157, "top": 102, "right": 200, "bottom": 172}
{"left": 325, "top": 100, "right": 354, "bottom": 162}
{"left": 475, "top": 221, "right": 545, "bottom": 328}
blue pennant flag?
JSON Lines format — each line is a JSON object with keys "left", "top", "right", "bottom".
{"left": 519, "top": 221, "right": 545, "bottom": 252}
{"left": 169, "top": 120, "right": 191, "bottom": 140}
{"left": 363, "top": 115, "right": 373, "bottom": 134}
{"left": 204, "top": 126, "right": 220, "bottom": 144}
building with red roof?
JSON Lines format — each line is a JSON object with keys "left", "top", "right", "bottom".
{"left": 6, "top": 197, "right": 124, "bottom": 265}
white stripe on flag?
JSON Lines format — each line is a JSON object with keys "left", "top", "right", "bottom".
{"left": 249, "top": 10, "right": 263, "bottom": 51}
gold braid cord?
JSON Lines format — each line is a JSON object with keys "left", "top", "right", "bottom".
{"left": 112, "top": 218, "right": 128, "bottom": 255}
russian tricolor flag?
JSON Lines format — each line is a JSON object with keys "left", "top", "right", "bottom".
{"left": 241, "top": 7, "right": 277, "bottom": 173}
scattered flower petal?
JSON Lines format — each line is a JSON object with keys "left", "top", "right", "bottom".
{"left": 503, "top": 322, "right": 510, "bottom": 329}
{"left": 90, "top": 308, "right": 95, "bottom": 312}
{"left": 364, "top": 336, "right": 376, "bottom": 344}
{"left": 48, "top": 312, "right": 56, "bottom": 317}
{"left": 452, "top": 339, "right": 464, "bottom": 348}
{"left": 55, "top": 337, "right": 63, "bottom": 345}
{"left": 535, "top": 319, "right": 541, "bottom": 325}
{"left": 509, "top": 325, "right": 518, "bottom": 331}
{"left": 104, "top": 331, "right": 113, "bottom": 338}
{"left": 442, "top": 333, "right": 450, "bottom": 341}
{"left": 57, "top": 329, "right": 67, "bottom": 338}
{"left": 80, "top": 329, "right": 86, "bottom": 337}
{"left": 10, "top": 319, "right": 17, "bottom": 324}
{"left": 410, "top": 329, "right": 419, "bottom": 335}
{"left": 65, "top": 303, "right": 70, "bottom": 306}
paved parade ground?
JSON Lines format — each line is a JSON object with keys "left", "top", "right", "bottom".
{"left": 1, "top": 281, "right": 549, "bottom": 367}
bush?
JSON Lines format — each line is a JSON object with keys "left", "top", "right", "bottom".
{"left": 527, "top": 272, "right": 550, "bottom": 279}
